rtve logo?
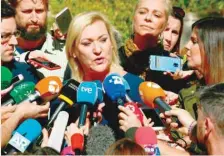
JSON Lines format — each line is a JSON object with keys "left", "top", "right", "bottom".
{"left": 81, "top": 86, "right": 92, "bottom": 94}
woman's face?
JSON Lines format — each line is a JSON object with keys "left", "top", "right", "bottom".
{"left": 162, "top": 16, "right": 181, "bottom": 52}
{"left": 187, "top": 28, "right": 202, "bottom": 71}
{"left": 134, "top": 0, "right": 167, "bottom": 37}
{"left": 74, "top": 20, "right": 113, "bottom": 74}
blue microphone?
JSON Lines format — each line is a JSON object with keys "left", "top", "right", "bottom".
{"left": 94, "top": 80, "right": 104, "bottom": 104}
{"left": 77, "top": 81, "right": 98, "bottom": 127}
{"left": 103, "top": 73, "right": 127, "bottom": 105}
{"left": 2, "top": 119, "right": 42, "bottom": 154}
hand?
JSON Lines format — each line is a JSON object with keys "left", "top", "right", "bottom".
{"left": 164, "top": 91, "right": 178, "bottom": 105}
{"left": 142, "top": 115, "right": 154, "bottom": 127}
{"left": 26, "top": 50, "right": 49, "bottom": 68}
{"left": 164, "top": 70, "right": 194, "bottom": 80}
{"left": 15, "top": 101, "right": 50, "bottom": 119}
{"left": 118, "top": 105, "right": 142, "bottom": 132}
{"left": 160, "top": 107, "right": 196, "bottom": 134}
{"left": 169, "top": 52, "right": 178, "bottom": 58}
{"left": 41, "top": 128, "right": 49, "bottom": 148}
{"left": 64, "top": 123, "right": 84, "bottom": 146}
{"left": 93, "top": 103, "right": 105, "bottom": 124}
{"left": 1, "top": 105, "right": 17, "bottom": 123}
{"left": 1, "top": 85, "right": 13, "bottom": 98}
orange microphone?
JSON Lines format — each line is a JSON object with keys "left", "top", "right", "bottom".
{"left": 35, "top": 76, "right": 62, "bottom": 102}
{"left": 139, "top": 82, "right": 166, "bottom": 109}
{"left": 20, "top": 76, "right": 62, "bottom": 104}
{"left": 139, "top": 82, "right": 180, "bottom": 125}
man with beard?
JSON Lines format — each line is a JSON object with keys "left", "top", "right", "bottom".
{"left": 1, "top": 0, "right": 40, "bottom": 83}
{"left": 9, "top": 0, "right": 67, "bottom": 80}
{"left": 159, "top": 83, "right": 224, "bottom": 155}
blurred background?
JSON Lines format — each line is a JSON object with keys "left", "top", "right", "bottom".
{"left": 48, "top": 0, "right": 224, "bottom": 48}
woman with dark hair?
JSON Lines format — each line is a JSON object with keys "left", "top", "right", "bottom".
{"left": 187, "top": 17, "right": 224, "bottom": 84}
{"left": 162, "top": 7, "right": 185, "bottom": 54}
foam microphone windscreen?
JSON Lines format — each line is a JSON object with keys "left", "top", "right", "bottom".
{"left": 35, "top": 76, "right": 62, "bottom": 101}
{"left": 135, "top": 127, "right": 160, "bottom": 155}
{"left": 86, "top": 125, "right": 116, "bottom": 155}
{"left": 71, "top": 133, "right": 84, "bottom": 151}
{"left": 77, "top": 81, "right": 98, "bottom": 127}
{"left": 1, "top": 66, "right": 13, "bottom": 90}
{"left": 1, "top": 81, "right": 36, "bottom": 106}
{"left": 58, "top": 79, "right": 80, "bottom": 106}
{"left": 125, "top": 127, "right": 138, "bottom": 140}
{"left": 103, "top": 73, "right": 126, "bottom": 105}
{"left": 10, "top": 82, "right": 36, "bottom": 103}
{"left": 3, "top": 119, "right": 42, "bottom": 154}
{"left": 139, "top": 82, "right": 165, "bottom": 108}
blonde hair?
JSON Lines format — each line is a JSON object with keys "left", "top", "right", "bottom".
{"left": 65, "top": 11, "right": 122, "bottom": 82}
{"left": 132, "top": 0, "right": 172, "bottom": 35}
{"left": 134, "top": 0, "right": 172, "bottom": 20}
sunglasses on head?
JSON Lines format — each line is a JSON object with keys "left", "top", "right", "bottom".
{"left": 173, "top": 6, "right": 185, "bottom": 19}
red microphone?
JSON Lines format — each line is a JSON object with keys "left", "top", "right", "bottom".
{"left": 124, "top": 102, "right": 144, "bottom": 125}
{"left": 135, "top": 127, "right": 160, "bottom": 155}
{"left": 71, "top": 133, "right": 84, "bottom": 154}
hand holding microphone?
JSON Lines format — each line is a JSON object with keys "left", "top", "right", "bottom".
{"left": 139, "top": 81, "right": 181, "bottom": 125}
{"left": 159, "top": 107, "right": 196, "bottom": 135}
{"left": 118, "top": 105, "right": 142, "bottom": 132}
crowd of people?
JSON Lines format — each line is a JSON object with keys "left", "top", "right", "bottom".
{"left": 1, "top": 0, "right": 224, "bottom": 155}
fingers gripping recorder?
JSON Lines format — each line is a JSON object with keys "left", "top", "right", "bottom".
{"left": 139, "top": 82, "right": 180, "bottom": 125}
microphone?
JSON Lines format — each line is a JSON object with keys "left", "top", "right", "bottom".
{"left": 103, "top": 73, "right": 126, "bottom": 105}
{"left": 86, "top": 125, "right": 116, "bottom": 155}
{"left": 2, "top": 119, "right": 42, "bottom": 155}
{"left": 77, "top": 81, "right": 98, "bottom": 127}
{"left": 1, "top": 82, "right": 35, "bottom": 106}
{"left": 71, "top": 133, "right": 84, "bottom": 154}
{"left": 139, "top": 82, "right": 166, "bottom": 110}
{"left": 1, "top": 66, "right": 13, "bottom": 90}
{"left": 19, "top": 76, "right": 62, "bottom": 105}
{"left": 139, "top": 81, "right": 180, "bottom": 124}
{"left": 124, "top": 102, "right": 144, "bottom": 125}
{"left": 94, "top": 80, "right": 104, "bottom": 104}
{"left": 125, "top": 127, "right": 138, "bottom": 140}
{"left": 47, "top": 79, "right": 79, "bottom": 128}
{"left": 135, "top": 127, "right": 160, "bottom": 155}
{"left": 47, "top": 111, "right": 69, "bottom": 153}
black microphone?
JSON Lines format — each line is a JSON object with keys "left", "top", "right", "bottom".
{"left": 86, "top": 125, "right": 116, "bottom": 155}
{"left": 47, "top": 79, "right": 79, "bottom": 128}
{"left": 36, "top": 79, "right": 79, "bottom": 146}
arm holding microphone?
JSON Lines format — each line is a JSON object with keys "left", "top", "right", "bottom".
{"left": 1, "top": 101, "right": 50, "bottom": 148}
{"left": 118, "top": 105, "right": 154, "bottom": 132}
{"left": 160, "top": 107, "right": 196, "bottom": 136}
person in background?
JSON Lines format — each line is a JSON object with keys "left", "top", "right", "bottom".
{"left": 9, "top": 0, "right": 67, "bottom": 80}
{"left": 160, "top": 83, "right": 224, "bottom": 155}
{"left": 119, "top": 0, "right": 186, "bottom": 93}
{"left": 1, "top": 0, "right": 40, "bottom": 83}
{"left": 162, "top": 6, "right": 185, "bottom": 54}
{"left": 105, "top": 138, "right": 147, "bottom": 155}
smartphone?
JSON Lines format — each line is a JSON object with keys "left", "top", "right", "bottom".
{"left": 10, "top": 74, "right": 24, "bottom": 86}
{"left": 142, "top": 109, "right": 165, "bottom": 130}
{"left": 28, "top": 57, "right": 61, "bottom": 70}
{"left": 149, "top": 55, "right": 182, "bottom": 73}
{"left": 55, "top": 7, "right": 72, "bottom": 34}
